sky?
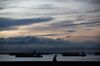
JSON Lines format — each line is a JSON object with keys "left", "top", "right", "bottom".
{"left": 0, "top": 0, "right": 100, "bottom": 41}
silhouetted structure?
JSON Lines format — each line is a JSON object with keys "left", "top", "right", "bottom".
{"left": 94, "top": 52, "right": 100, "bottom": 55}
{"left": 52, "top": 55, "right": 58, "bottom": 66}
{"left": 81, "top": 50, "right": 86, "bottom": 57}
{"left": 53, "top": 55, "right": 57, "bottom": 62}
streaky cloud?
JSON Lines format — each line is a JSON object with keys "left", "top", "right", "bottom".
{"left": 67, "top": 29, "right": 76, "bottom": 33}
{"left": 61, "top": 21, "right": 100, "bottom": 27}
{"left": 37, "top": 34, "right": 63, "bottom": 36}
{"left": 0, "top": 17, "right": 53, "bottom": 31}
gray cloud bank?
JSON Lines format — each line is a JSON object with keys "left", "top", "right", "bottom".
{"left": 0, "top": 36, "right": 100, "bottom": 52}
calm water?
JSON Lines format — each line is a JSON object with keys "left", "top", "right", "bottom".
{"left": 0, "top": 54, "right": 100, "bottom": 61}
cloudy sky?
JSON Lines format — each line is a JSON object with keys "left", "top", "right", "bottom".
{"left": 0, "top": 0, "right": 100, "bottom": 41}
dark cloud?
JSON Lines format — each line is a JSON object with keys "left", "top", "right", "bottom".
{"left": 83, "top": 23, "right": 98, "bottom": 27}
{"left": 50, "top": 20, "right": 100, "bottom": 28}
{"left": 0, "top": 36, "right": 100, "bottom": 53}
{"left": 38, "top": 4, "right": 56, "bottom": 9}
{"left": 37, "top": 34, "right": 63, "bottom": 36}
{"left": 0, "top": 6, "right": 4, "bottom": 9}
{"left": 0, "top": 3, "right": 4, "bottom": 10}
{"left": 90, "top": 0, "right": 100, "bottom": 4}
{"left": 50, "top": 20, "right": 74, "bottom": 27}
{"left": 67, "top": 29, "right": 76, "bottom": 33}
{"left": 52, "top": 0, "right": 100, "bottom": 4}
{"left": 75, "top": 0, "right": 100, "bottom": 4}
{"left": 0, "top": 26, "right": 18, "bottom": 31}
{"left": 86, "top": 8, "right": 100, "bottom": 13}
{"left": 78, "top": 21, "right": 100, "bottom": 25}
{"left": 85, "top": 28, "right": 93, "bottom": 31}
{"left": 0, "top": 17, "right": 53, "bottom": 31}
{"left": 61, "top": 21, "right": 100, "bottom": 27}
{"left": 49, "top": 20, "right": 100, "bottom": 32}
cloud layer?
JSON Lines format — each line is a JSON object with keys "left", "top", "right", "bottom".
{"left": 0, "top": 17, "right": 53, "bottom": 31}
{"left": 0, "top": 0, "right": 100, "bottom": 40}
{"left": 0, "top": 36, "right": 100, "bottom": 53}
{"left": 0, "top": 0, "right": 100, "bottom": 53}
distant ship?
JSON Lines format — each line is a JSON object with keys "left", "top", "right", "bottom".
{"left": 62, "top": 51, "right": 86, "bottom": 57}
{"left": 94, "top": 52, "right": 100, "bottom": 55}
{"left": 9, "top": 50, "right": 42, "bottom": 57}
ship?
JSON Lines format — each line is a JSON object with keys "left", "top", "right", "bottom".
{"left": 9, "top": 50, "right": 42, "bottom": 57}
{"left": 62, "top": 50, "right": 86, "bottom": 57}
{"left": 94, "top": 52, "right": 100, "bottom": 55}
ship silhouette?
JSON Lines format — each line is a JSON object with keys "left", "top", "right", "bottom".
{"left": 62, "top": 50, "right": 86, "bottom": 57}
{"left": 94, "top": 52, "right": 100, "bottom": 55}
{"left": 9, "top": 50, "right": 42, "bottom": 57}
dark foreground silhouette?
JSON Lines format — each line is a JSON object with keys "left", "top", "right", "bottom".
{"left": 52, "top": 55, "right": 58, "bottom": 66}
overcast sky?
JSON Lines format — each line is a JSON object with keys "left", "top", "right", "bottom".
{"left": 0, "top": 0, "right": 100, "bottom": 42}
